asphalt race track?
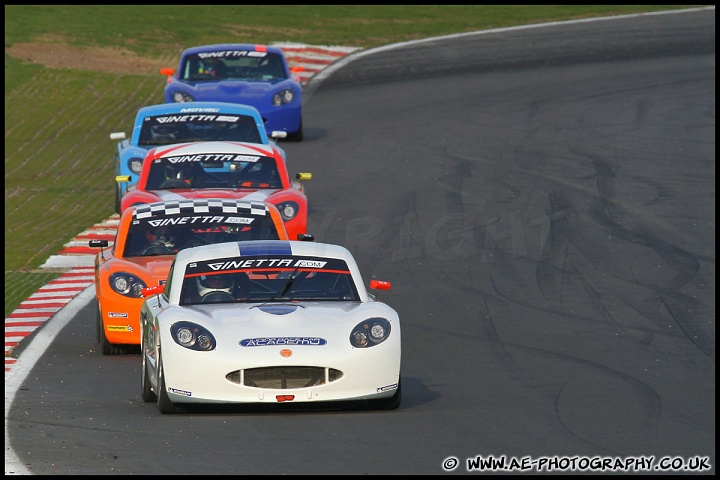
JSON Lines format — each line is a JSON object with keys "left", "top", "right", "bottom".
{"left": 5, "top": 8, "right": 715, "bottom": 475}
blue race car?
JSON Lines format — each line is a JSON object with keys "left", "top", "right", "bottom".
{"left": 161, "top": 44, "right": 304, "bottom": 142}
{"left": 110, "top": 101, "right": 287, "bottom": 213}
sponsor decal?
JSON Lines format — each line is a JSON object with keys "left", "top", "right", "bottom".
{"left": 107, "top": 325, "right": 134, "bottom": 332}
{"left": 240, "top": 337, "right": 327, "bottom": 347}
{"left": 156, "top": 114, "right": 218, "bottom": 123}
{"left": 225, "top": 217, "right": 254, "bottom": 224}
{"left": 179, "top": 107, "right": 221, "bottom": 113}
{"left": 168, "top": 387, "right": 192, "bottom": 397}
{"left": 148, "top": 215, "right": 222, "bottom": 226}
{"left": 280, "top": 349, "right": 292, "bottom": 357}
{"left": 164, "top": 154, "right": 261, "bottom": 164}
{"left": 376, "top": 383, "right": 399, "bottom": 393}
{"left": 207, "top": 258, "right": 327, "bottom": 271}
{"left": 108, "top": 312, "right": 128, "bottom": 318}
{"left": 198, "top": 50, "right": 267, "bottom": 59}
{"left": 147, "top": 215, "right": 228, "bottom": 227}
{"left": 295, "top": 260, "right": 327, "bottom": 268}
{"left": 210, "top": 258, "right": 293, "bottom": 270}
{"left": 216, "top": 115, "right": 240, "bottom": 122}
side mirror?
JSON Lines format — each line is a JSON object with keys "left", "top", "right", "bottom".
{"left": 110, "top": 132, "right": 126, "bottom": 140}
{"left": 89, "top": 240, "right": 109, "bottom": 248}
{"left": 115, "top": 175, "right": 131, "bottom": 184}
{"left": 89, "top": 239, "right": 110, "bottom": 261}
{"left": 369, "top": 280, "right": 391, "bottom": 291}
{"left": 142, "top": 285, "right": 165, "bottom": 298}
{"left": 297, "top": 233, "right": 314, "bottom": 242}
{"left": 296, "top": 172, "right": 312, "bottom": 181}
{"left": 160, "top": 67, "right": 175, "bottom": 83}
{"left": 271, "top": 131, "right": 288, "bottom": 139}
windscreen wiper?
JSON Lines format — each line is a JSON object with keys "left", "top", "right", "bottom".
{"left": 269, "top": 267, "right": 300, "bottom": 301}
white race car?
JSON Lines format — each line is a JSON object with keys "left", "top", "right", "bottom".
{"left": 140, "top": 240, "right": 401, "bottom": 414}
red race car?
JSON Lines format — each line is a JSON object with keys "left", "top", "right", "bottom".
{"left": 90, "top": 197, "right": 310, "bottom": 355}
{"left": 118, "top": 141, "right": 311, "bottom": 240}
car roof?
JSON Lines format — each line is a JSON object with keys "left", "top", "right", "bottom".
{"left": 126, "top": 198, "right": 274, "bottom": 221}
{"left": 148, "top": 140, "right": 277, "bottom": 157}
{"left": 176, "top": 240, "right": 354, "bottom": 264}
{"left": 180, "top": 44, "right": 286, "bottom": 56}
{"left": 134, "top": 102, "right": 263, "bottom": 119}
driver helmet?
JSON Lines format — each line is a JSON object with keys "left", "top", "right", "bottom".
{"left": 145, "top": 226, "right": 175, "bottom": 248}
{"left": 165, "top": 163, "right": 183, "bottom": 180}
{"left": 197, "top": 274, "right": 234, "bottom": 297}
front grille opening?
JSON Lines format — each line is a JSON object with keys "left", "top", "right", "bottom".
{"left": 226, "top": 366, "right": 343, "bottom": 389}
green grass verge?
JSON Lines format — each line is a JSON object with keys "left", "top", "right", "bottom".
{"left": 4, "top": 5, "right": 699, "bottom": 321}
{"left": 5, "top": 272, "right": 61, "bottom": 318}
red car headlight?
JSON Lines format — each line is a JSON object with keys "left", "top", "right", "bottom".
{"left": 276, "top": 201, "right": 299, "bottom": 221}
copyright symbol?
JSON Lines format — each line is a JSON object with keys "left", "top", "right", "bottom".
{"left": 443, "top": 457, "right": 459, "bottom": 471}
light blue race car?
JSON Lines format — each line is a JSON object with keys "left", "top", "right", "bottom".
{"left": 161, "top": 44, "right": 304, "bottom": 142}
{"left": 110, "top": 101, "right": 287, "bottom": 213}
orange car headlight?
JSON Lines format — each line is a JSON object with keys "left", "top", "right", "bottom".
{"left": 109, "top": 272, "right": 147, "bottom": 298}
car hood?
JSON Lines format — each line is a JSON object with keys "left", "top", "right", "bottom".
{"left": 195, "top": 79, "right": 285, "bottom": 93}
{"left": 110, "top": 256, "right": 174, "bottom": 284}
{"left": 152, "top": 189, "right": 278, "bottom": 202}
{"left": 183, "top": 79, "right": 293, "bottom": 106}
{"left": 169, "top": 301, "right": 394, "bottom": 337}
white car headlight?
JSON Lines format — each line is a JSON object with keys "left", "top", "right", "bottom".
{"left": 350, "top": 318, "right": 391, "bottom": 348}
{"left": 171, "top": 321, "right": 216, "bottom": 351}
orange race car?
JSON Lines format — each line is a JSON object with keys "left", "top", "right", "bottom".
{"left": 90, "top": 197, "right": 312, "bottom": 355}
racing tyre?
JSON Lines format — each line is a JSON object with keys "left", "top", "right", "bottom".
{"left": 367, "top": 376, "right": 402, "bottom": 411}
{"left": 114, "top": 186, "right": 122, "bottom": 215}
{"left": 157, "top": 353, "right": 185, "bottom": 414}
{"left": 140, "top": 339, "right": 157, "bottom": 402}
{"left": 286, "top": 120, "right": 303, "bottom": 142}
{"left": 97, "top": 303, "right": 122, "bottom": 356}
{"left": 95, "top": 301, "right": 102, "bottom": 344}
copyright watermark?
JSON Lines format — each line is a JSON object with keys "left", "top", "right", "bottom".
{"left": 441, "top": 455, "right": 712, "bottom": 473}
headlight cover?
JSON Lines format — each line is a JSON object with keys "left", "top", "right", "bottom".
{"left": 128, "top": 157, "right": 143, "bottom": 174}
{"left": 171, "top": 321, "right": 216, "bottom": 351}
{"left": 109, "top": 272, "right": 147, "bottom": 298}
{"left": 172, "top": 91, "right": 194, "bottom": 103}
{"left": 276, "top": 201, "right": 299, "bottom": 221}
{"left": 350, "top": 318, "right": 391, "bottom": 348}
{"left": 272, "top": 89, "right": 296, "bottom": 106}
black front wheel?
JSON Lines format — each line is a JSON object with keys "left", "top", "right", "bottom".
{"left": 97, "top": 302, "right": 122, "bottom": 355}
{"left": 114, "top": 186, "right": 122, "bottom": 214}
{"left": 367, "top": 376, "right": 402, "bottom": 410}
{"left": 156, "top": 353, "right": 185, "bottom": 414}
{"left": 140, "top": 338, "right": 157, "bottom": 402}
{"left": 285, "top": 120, "right": 303, "bottom": 142}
